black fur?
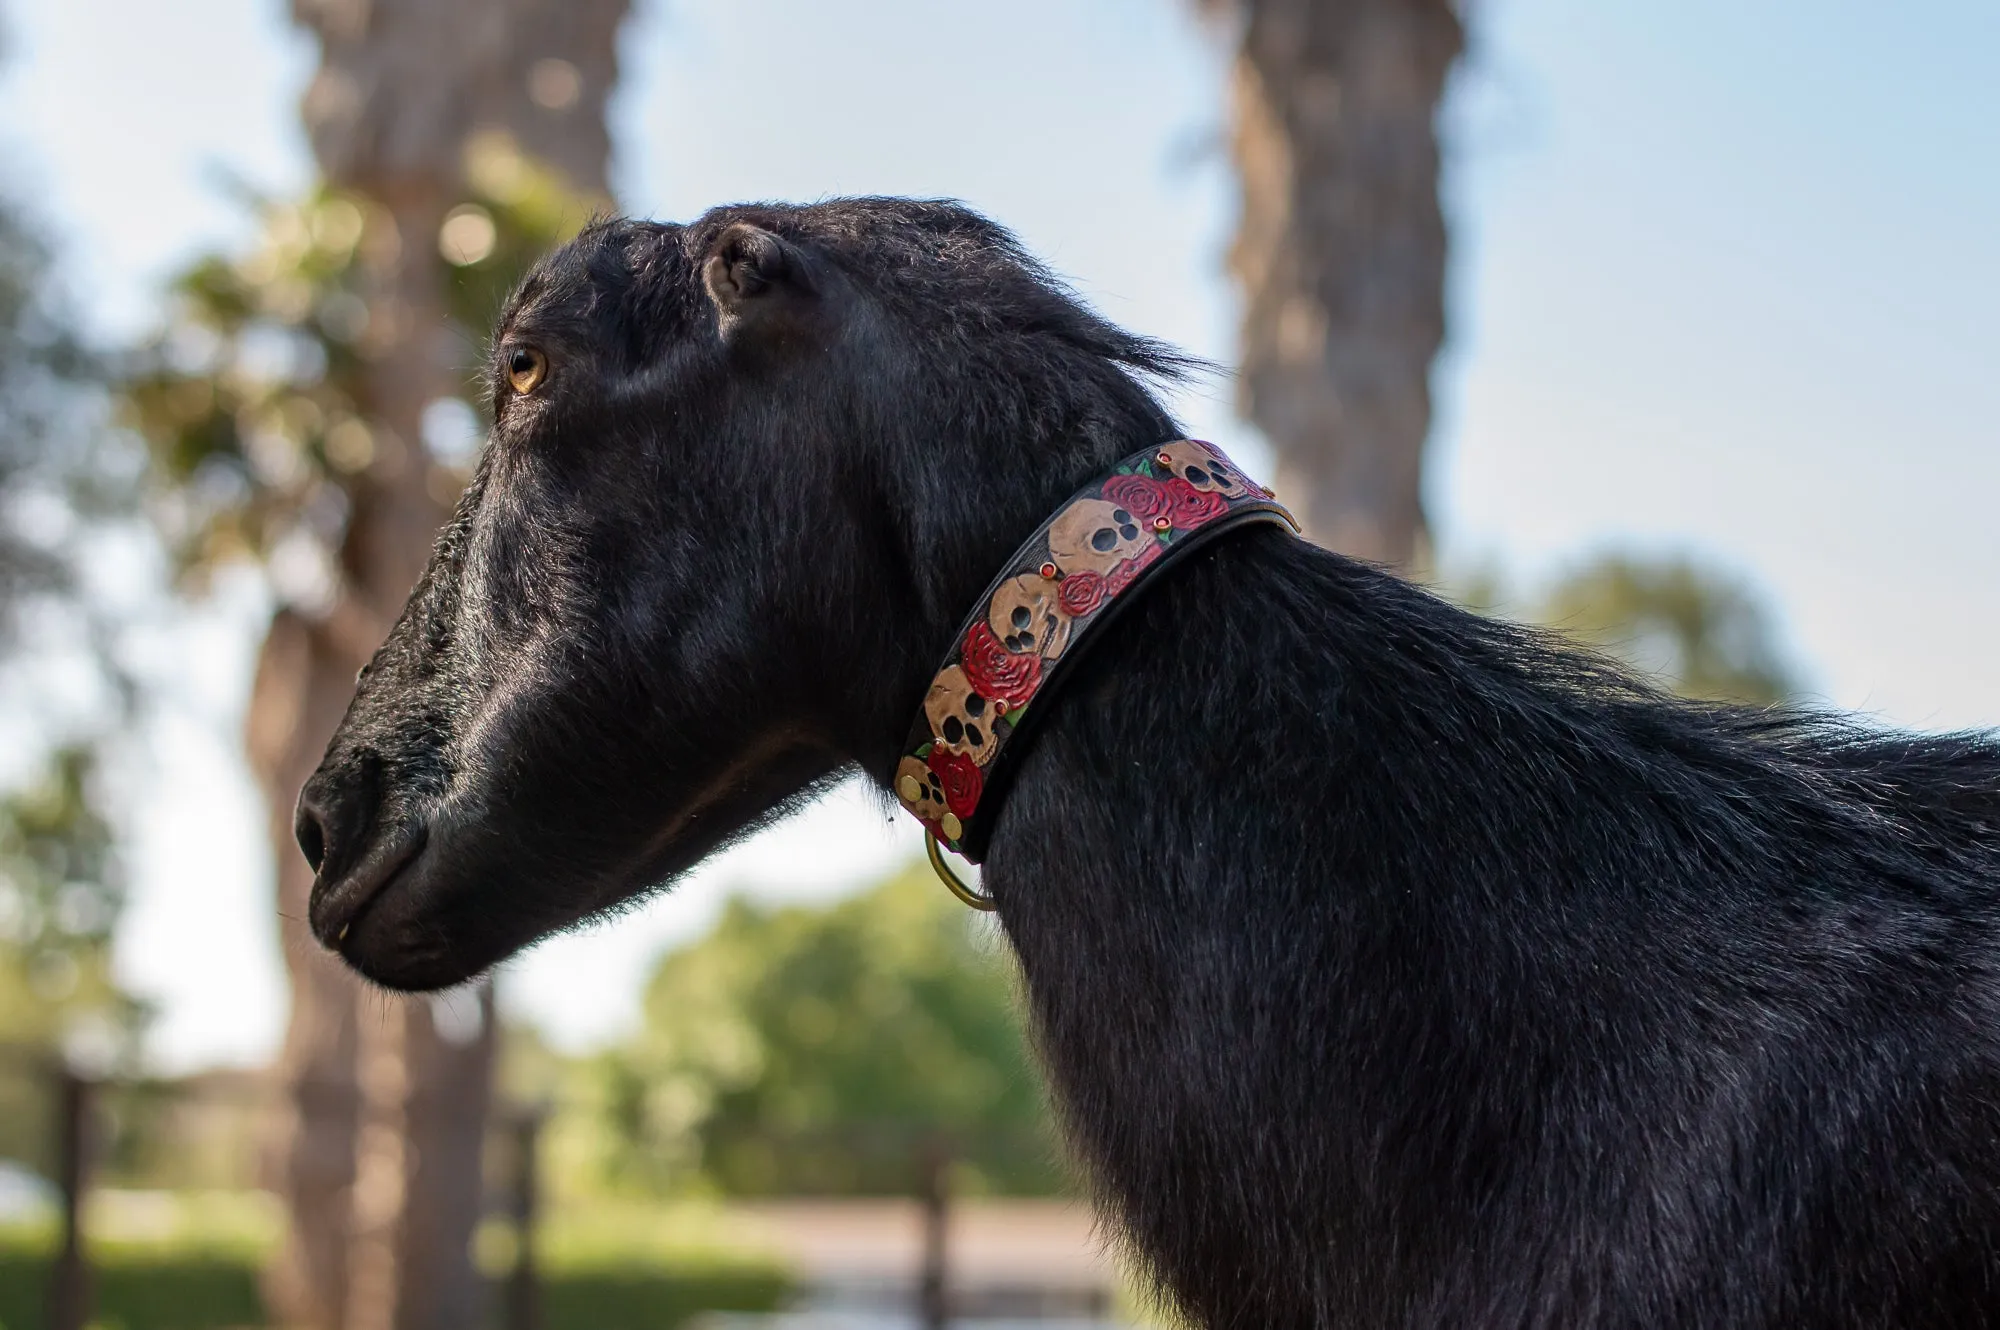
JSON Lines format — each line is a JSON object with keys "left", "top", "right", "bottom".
{"left": 297, "top": 199, "right": 2000, "bottom": 1328}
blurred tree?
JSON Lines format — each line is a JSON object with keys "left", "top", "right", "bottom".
{"left": 121, "top": 2, "right": 632, "bottom": 1325}
{"left": 0, "top": 202, "right": 111, "bottom": 640}
{"left": 1204, "top": 0, "right": 1463, "bottom": 567}
{"left": 603, "top": 867, "right": 1063, "bottom": 1198}
{"left": 123, "top": 171, "right": 582, "bottom": 1325}
{"left": 1538, "top": 553, "right": 1799, "bottom": 706}
{"left": 0, "top": 19, "right": 147, "bottom": 1185}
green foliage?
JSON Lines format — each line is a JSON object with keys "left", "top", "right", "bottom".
{"left": 0, "top": 749, "right": 123, "bottom": 975}
{"left": 1538, "top": 553, "right": 1799, "bottom": 705}
{"left": 0, "top": 1256, "right": 788, "bottom": 1330}
{"left": 1441, "top": 552, "right": 1800, "bottom": 706}
{"left": 0, "top": 1249, "right": 263, "bottom": 1330}
{"left": 0, "top": 188, "right": 116, "bottom": 641}
{"left": 0, "top": 1195, "right": 791, "bottom": 1330}
{"left": 533, "top": 1267, "right": 791, "bottom": 1330}
{"left": 0, "top": 1220, "right": 790, "bottom": 1330}
{"left": 0, "top": 748, "right": 143, "bottom": 1175}
{"left": 601, "top": 866, "right": 1063, "bottom": 1197}
{"left": 120, "top": 134, "right": 601, "bottom": 582}
{"left": 0, "top": 67, "right": 145, "bottom": 1181}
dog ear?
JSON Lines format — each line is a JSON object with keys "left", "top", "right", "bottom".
{"left": 703, "top": 223, "right": 814, "bottom": 334}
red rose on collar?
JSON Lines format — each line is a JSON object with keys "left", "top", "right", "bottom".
{"left": 1161, "top": 476, "right": 1229, "bottom": 529}
{"left": 1101, "top": 473, "right": 1172, "bottom": 521}
{"left": 960, "top": 622, "right": 1042, "bottom": 705}
{"left": 1104, "top": 539, "right": 1164, "bottom": 594}
{"left": 1057, "top": 569, "right": 1107, "bottom": 617}
{"left": 926, "top": 746, "right": 983, "bottom": 818}
{"left": 1103, "top": 472, "right": 1230, "bottom": 531}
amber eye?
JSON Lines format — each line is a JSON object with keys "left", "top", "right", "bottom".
{"left": 506, "top": 346, "right": 547, "bottom": 395}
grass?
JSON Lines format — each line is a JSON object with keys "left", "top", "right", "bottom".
{"left": 0, "top": 1192, "right": 792, "bottom": 1330}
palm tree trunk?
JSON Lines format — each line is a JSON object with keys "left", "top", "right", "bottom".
{"left": 253, "top": 608, "right": 372, "bottom": 1330}
{"left": 257, "top": 3, "right": 630, "bottom": 1325}
{"left": 1216, "top": 0, "right": 1463, "bottom": 567}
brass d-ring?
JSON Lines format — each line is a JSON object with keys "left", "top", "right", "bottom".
{"left": 926, "top": 835, "right": 996, "bottom": 911}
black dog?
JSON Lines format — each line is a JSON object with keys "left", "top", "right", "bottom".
{"left": 296, "top": 199, "right": 2000, "bottom": 1328}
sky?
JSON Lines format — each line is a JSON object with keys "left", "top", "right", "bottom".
{"left": 0, "top": 0, "right": 1993, "bottom": 1070}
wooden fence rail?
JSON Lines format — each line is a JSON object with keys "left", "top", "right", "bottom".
{"left": 47, "top": 1067, "right": 90, "bottom": 1330}
{"left": 2, "top": 1050, "right": 980, "bottom": 1329}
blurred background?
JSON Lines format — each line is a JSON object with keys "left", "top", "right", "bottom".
{"left": 0, "top": 0, "right": 1991, "bottom": 1326}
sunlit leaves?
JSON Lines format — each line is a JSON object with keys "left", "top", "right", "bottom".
{"left": 445, "top": 132, "right": 607, "bottom": 334}
{"left": 1449, "top": 553, "right": 1800, "bottom": 707}
{"left": 600, "top": 866, "right": 1062, "bottom": 1198}
{"left": 120, "top": 135, "right": 602, "bottom": 591}
{"left": 0, "top": 747, "right": 145, "bottom": 1059}
{"left": 119, "top": 187, "right": 374, "bottom": 580}
{"left": 0, "top": 194, "right": 115, "bottom": 640}
{"left": 1540, "top": 554, "right": 1798, "bottom": 706}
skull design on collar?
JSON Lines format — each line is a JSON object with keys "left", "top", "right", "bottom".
{"left": 923, "top": 664, "right": 1001, "bottom": 762}
{"left": 895, "top": 439, "right": 1295, "bottom": 884}
{"left": 988, "top": 573, "right": 1073, "bottom": 659}
{"left": 1156, "top": 439, "right": 1254, "bottom": 498}
{"left": 896, "top": 755, "right": 952, "bottom": 828}
{"left": 1048, "top": 498, "right": 1152, "bottom": 579}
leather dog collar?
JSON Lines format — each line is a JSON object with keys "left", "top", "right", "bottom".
{"left": 895, "top": 439, "right": 1297, "bottom": 906}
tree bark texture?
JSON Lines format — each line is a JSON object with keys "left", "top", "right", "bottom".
{"left": 257, "top": 3, "right": 629, "bottom": 1327}
{"left": 1215, "top": 0, "right": 1463, "bottom": 567}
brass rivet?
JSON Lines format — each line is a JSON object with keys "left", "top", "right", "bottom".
{"left": 1156, "top": 450, "right": 1173, "bottom": 466}
{"left": 940, "top": 812, "right": 964, "bottom": 840}
{"left": 993, "top": 699, "right": 1008, "bottom": 716}
{"left": 1153, "top": 516, "right": 1171, "bottom": 532}
{"left": 1038, "top": 560, "right": 1058, "bottom": 579}
{"left": 898, "top": 773, "right": 923, "bottom": 803}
